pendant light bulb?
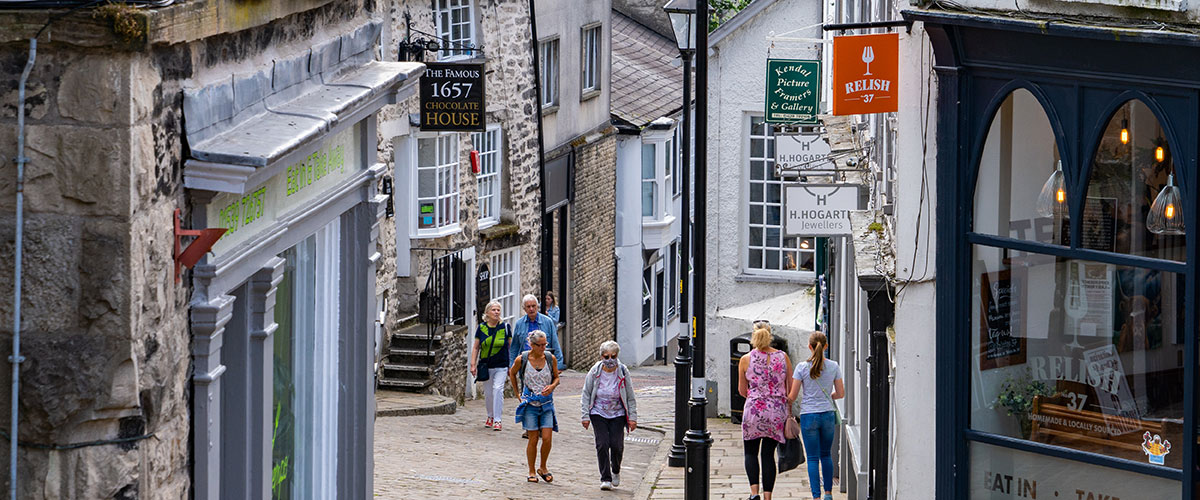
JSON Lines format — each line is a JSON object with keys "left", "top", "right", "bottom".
{"left": 1147, "top": 174, "right": 1185, "bottom": 235}
{"left": 1156, "top": 146, "right": 1166, "bottom": 163}
{"left": 1036, "top": 161, "right": 1068, "bottom": 218}
{"left": 1120, "top": 120, "right": 1129, "bottom": 144}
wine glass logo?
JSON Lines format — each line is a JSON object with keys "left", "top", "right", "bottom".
{"left": 862, "top": 46, "right": 875, "bottom": 76}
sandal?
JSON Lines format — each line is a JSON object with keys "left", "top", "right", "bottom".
{"left": 527, "top": 475, "right": 539, "bottom": 483}
{"left": 538, "top": 470, "right": 553, "bottom": 483}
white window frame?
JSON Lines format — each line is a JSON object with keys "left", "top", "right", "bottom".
{"left": 472, "top": 126, "right": 502, "bottom": 229}
{"left": 641, "top": 143, "right": 658, "bottom": 218}
{"left": 667, "top": 241, "right": 678, "bottom": 320}
{"left": 433, "top": 0, "right": 477, "bottom": 61}
{"left": 581, "top": 23, "right": 601, "bottom": 95}
{"left": 642, "top": 131, "right": 677, "bottom": 221}
{"left": 743, "top": 115, "right": 816, "bottom": 277}
{"left": 671, "top": 125, "right": 682, "bottom": 197}
{"left": 641, "top": 267, "right": 653, "bottom": 334}
{"left": 539, "top": 38, "right": 560, "bottom": 108}
{"left": 410, "top": 133, "right": 461, "bottom": 238}
{"left": 489, "top": 247, "right": 520, "bottom": 327}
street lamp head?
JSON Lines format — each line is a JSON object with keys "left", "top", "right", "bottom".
{"left": 663, "top": 0, "right": 697, "bottom": 53}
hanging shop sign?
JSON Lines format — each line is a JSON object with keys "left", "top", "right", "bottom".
{"left": 783, "top": 183, "right": 865, "bottom": 236}
{"left": 764, "top": 59, "right": 821, "bottom": 125}
{"left": 207, "top": 122, "right": 365, "bottom": 258}
{"left": 420, "top": 62, "right": 486, "bottom": 131}
{"left": 775, "top": 133, "right": 835, "bottom": 173}
{"left": 832, "top": 33, "right": 898, "bottom": 115}
{"left": 476, "top": 262, "right": 491, "bottom": 320}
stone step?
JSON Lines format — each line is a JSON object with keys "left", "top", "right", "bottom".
{"left": 388, "top": 347, "right": 443, "bottom": 358}
{"left": 381, "top": 362, "right": 433, "bottom": 374}
{"left": 377, "top": 378, "right": 433, "bottom": 390}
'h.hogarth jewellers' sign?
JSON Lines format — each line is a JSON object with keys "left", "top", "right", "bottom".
{"left": 783, "top": 184, "right": 866, "bottom": 236}
{"left": 420, "top": 62, "right": 486, "bottom": 132}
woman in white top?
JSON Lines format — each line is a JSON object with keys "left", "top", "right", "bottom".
{"left": 786, "top": 332, "right": 844, "bottom": 500}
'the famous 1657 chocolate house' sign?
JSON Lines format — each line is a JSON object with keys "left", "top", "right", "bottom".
{"left": 420, "top": 62, "right": 486, "bottom": 131}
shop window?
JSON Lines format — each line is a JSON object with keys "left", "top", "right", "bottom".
{"left": 472, "top": 126, "right": 502, "bottom": 229}
{"left": 581, "top": 24, "right": 601, "bottom": 95}
{"left": 1085, "top": 100, "right": 1185, "bottom": 262}
{"left": 415, "top": 134, "right": 461, "bottom": 237}
{"left": 539, "top": 38, "right": 559, "bottom": 108}
{"left": 489, "top": 247, "right": 520, "bottom": 326}
{"left": 434, "top": 0, "right": 476, "bottom": 61}
{"left": 973, "top": 89, "right": 1068, "bottom": 246}
{"left": 667, "top": 241, "right": 678, "bottom": 320}
{"left": 746, "top": 116, "right": 816, "bottom": 275}
{"left": 642, "top": 268, "right": 653, "bottom": 333}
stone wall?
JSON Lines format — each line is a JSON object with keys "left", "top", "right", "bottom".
{"left": 565, "top": 133, "right": 618, "bottom": 369}
{"left": 0, "top": 1, "right": 374, "bottom": 497}
{"left": 377, "top": 0, "right": 543, "bottom": 398}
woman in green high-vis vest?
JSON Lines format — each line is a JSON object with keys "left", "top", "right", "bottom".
{"left": 471, "top": 301, "right": 512, "bottom": 431}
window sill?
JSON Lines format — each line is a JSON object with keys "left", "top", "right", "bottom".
{"left": 479, "top": 222, "right": 521, "bottom": 241}
{"left": 437, "top": 54, "right": 486, "bottom": 64}
{"left": 541, "top": 105, "right": 559, "bottom": 116}
{"left": 477, "top": 218, "right": 500, "bottom": 231}
{"left": 642, "top": 327, "right": 653, "bottom": 337}
{"left": 413, "top": 223, "right": 462, "bottom": 239}
{"left": 642, "top": 215, "right": 675, "bottom": 228}
{"left": 735, "top": 273, "right": 816, "bottom": 285}
{"left": 580, "top": 88, "right": 601, "bottom": 101}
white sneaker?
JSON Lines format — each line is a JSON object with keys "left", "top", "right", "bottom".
{"left": 600, "top": 481, "right": 613, "bottom": 491}
{"left": 611, "top": 473, "right": 620, "bottom": 487}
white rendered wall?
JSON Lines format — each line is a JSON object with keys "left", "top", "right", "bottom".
{"left": 536, "top": 0, "right": 613, "bottom": 150}
{"left": 705, "top": 0, "right": 823, "bottom": 412}
{"left": 615, "top": 135, "right": 654, "bottom": 364}
{"left": 890, "top": 24, "right": 939, "bottom": 500}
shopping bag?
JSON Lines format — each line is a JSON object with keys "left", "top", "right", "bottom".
{"left": 777, "top": 436, "right": 805, "bottom": 473}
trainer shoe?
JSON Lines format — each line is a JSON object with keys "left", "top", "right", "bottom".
{"left": 611, "top": 473, "right": 620, "bottom": 487}
{"left": 600, "top": 481, "right": 613, "bottom": 491}
{"left": 485, "top": 417, "right": 493, "bottom": 428}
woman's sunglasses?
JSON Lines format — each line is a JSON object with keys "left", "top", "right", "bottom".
{"left": 602, "top": 354, "right": 617, "bottom": 360}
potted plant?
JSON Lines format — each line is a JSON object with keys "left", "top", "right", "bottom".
{"left": 996, "top": 375, "right": 1058, "bottom": 439}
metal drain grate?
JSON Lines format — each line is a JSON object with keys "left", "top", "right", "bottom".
{"left": 410, "top": 474, "right": 483, "bottom": 485}
{"left": 625, "top": 435, "right": 660, "bottom": 445}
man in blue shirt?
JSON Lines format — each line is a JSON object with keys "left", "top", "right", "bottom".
{"left": 511, "top": 294, "right": 565, "bottom": 370}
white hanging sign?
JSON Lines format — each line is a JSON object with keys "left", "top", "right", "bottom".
{"left": 783, "top": 183, "right": 864, "bottom": 236}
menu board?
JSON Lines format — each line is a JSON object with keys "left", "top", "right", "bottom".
{"left": 980, "top": 269, "right": 1026, "bottom": 370}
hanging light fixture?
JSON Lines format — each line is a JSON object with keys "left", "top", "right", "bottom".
{"left": 1147, "top": 174, "right": 1185, "bottom": 235}
{"left": 1155, "top": 146, "right": 1166, "bottom": 163}
{"left": 1120, "top": 119, "right": 1129, "bottom": 145}
{"left": 1036, "top": 160, "right": 1068, "bottom": 218}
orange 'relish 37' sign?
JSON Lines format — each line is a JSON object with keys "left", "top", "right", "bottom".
{"left": 832, "top": 33, "right": 898, "bottom": 115}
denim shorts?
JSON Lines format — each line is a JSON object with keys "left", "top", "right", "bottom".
{"left": 521, "top": 402, "right": 556, "bottom": 431}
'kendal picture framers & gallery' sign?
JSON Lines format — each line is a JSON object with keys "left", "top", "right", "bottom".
{"left": 764, "top": 59, "right": 821, "bottom": 125}
{"left": 420, "top": 62, "right": 486, "bottom": 131}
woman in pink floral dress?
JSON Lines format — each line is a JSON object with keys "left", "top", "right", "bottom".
{"left": 737, "top": 323, "right": 793, "bottom": 500}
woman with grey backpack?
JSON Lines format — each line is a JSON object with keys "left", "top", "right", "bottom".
{"left": 580, "top": 340, "right": 638, "bottom": 491}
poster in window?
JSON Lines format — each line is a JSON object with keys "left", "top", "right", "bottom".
{"left": 979, "top": 269, "right": 1026, "bottom": 370}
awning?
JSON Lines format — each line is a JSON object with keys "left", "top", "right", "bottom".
{"left": 184, "top": 60, "right": 424, "bottom": 194}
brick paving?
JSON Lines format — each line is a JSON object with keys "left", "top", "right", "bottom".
{"left": 374, "top": 363, "right": 678, "bottom": 499}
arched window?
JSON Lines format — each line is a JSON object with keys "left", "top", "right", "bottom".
{"left": 973, "top": 89, "right": 1067, "bottom": 246}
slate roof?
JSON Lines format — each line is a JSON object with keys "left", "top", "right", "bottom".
{"left": 611, "top": 11, "right": 686, "bottom": 130}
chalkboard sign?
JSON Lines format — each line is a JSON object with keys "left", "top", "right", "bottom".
{"left": 475, "top": 262, "right": 490, "bottom": 321}
{"left": 1059, "top": 197, "right": 1116, "bottom": 252}
{"left": 979, "top": 269, "right": 1026, "bottom": 370}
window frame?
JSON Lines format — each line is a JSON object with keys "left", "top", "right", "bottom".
{"left": 472, "top": 125, "right": 503, "bottom": 230}
{"left": 581, "top": 23, "right": 602, "bottom": 97}
{"left": 411, "top": 132, "right": 462, "bottom": 239}
{"left": 539, "top": 37, "right": 560, "bottom": 109}
{"left": 489, "top": 247, "right": 521, "bottom": 327}
{"left": 742, "top": 114, "right": 817, "bottom": 278}
{"left": 433, "top": 0, "right": 478, "bottom": 62}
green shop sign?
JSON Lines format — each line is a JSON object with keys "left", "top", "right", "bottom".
{"left": 765, "top": 59, "right": 821, "bottom": 125}
{"left": 206, "top": 122, "right": 364, "bottom": 258}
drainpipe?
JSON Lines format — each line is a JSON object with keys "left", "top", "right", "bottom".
{"left": 10, "top": 37, "right": 36, "bottom": 500}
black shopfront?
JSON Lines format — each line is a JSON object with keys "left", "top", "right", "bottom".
{"left": 910, "top": 9, "right": 1200, "bottom": 499}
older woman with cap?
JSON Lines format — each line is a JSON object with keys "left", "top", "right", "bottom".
{"left": 580, "top": 340, "right": 638, "bottom": 491}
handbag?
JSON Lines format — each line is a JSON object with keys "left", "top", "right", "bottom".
{"left": 476, "top": 358, "right": 490, "bottom": 382}
{"left": 820, "top": 384, "right": 842, "bottom": 426}
{"left": 777, "top": 432, "right": 805, "bottom": 473}
{"left": 784, "top": 414, "right": 801, "bottom": 439}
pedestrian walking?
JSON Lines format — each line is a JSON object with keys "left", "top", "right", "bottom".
{"left": 544, "top": 291, "right": 560, "bottom": 323}
{"left": 509, "top": 330, "right": 561, "bottom": 484}
{"left": 787, "top": 332, "right": 844, "bottom": 500}
{"left": 738, "top": 324, "right": 792, "bottom": 500}
{"left": 512, "top": 294, "right": 566, "bottom": 370}
{"left": 580, "top": 340, "right": 638, "bottom": 491}
{"left": 470, "top": 300, "right": 511, "bottom": 431}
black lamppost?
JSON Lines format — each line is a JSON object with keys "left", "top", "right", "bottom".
{"left": 682, "top": 0, "right": 712, "bottom": 497}
{"left": 663, "top": 0, "right": 696, "bottom": 470}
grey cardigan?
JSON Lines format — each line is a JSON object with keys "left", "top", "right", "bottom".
{"left": 580, "top": 361, "right": 638, "bottom": 422}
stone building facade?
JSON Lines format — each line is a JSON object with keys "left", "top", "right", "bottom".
{"left": 379, "top": 0, "right": 544, "bottom": 398}
{"left": 1, "top": 1, "right": 415, "bottom": 497}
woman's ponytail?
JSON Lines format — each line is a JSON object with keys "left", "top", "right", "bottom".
{"left": 807, "top": 332, "right": 828, "bottom": 379}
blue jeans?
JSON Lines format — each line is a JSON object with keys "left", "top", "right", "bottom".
{"left": 800, "top": 411, "right": 837, "bottom": 498}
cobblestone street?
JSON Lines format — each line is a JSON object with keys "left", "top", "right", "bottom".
{"left": 374, "top": 364, "right": 678, "bottom": 499}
